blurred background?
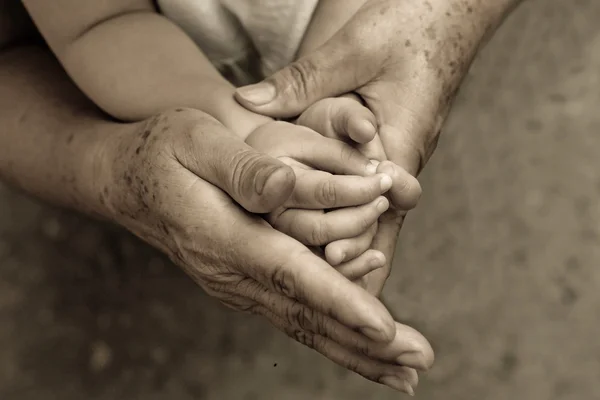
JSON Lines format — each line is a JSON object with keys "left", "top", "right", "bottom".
{"left": 1, "top": 0, "right": 599, "bottom": 398}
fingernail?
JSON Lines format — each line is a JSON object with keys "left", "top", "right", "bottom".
{"left": 376, "top": 198, "right": 389, "bottom": 213}
{"left": 380, "top": 376, "right": 415, "bottom": 395}
{"left": 377, "top": 160, "right": 396, "bottom": 177}
{"left": 362, "top": 120, "right": 377, "bottom": 134}
{"left": 353, "top": 120, "right": 377, "bottom": 142}
{"left": 256, "top": 165, "right": 287, "bottom": 195}
{"left": 396, "top": 351, "right": 429, "bottom": 371}
{"left": 379, "top": 174, "right": 393, "bottom": 192}
{"left": 360, "top": 326, "right": 390, "bottom": 342}
{"left": 369, "top": 257, "right": 384, "bottom": 269}
{"left": 366, "top": 161, "right": 378, "bottom": 175}
{"left": 236, "top": 82, "right": 276, "bottom": 106}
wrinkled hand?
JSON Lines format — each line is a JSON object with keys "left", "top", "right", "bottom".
{"left": 103, "top": 108, "right": 434, "bottom": 393}
{"left": 235, "top": 0, "right": 501, "bottom": 294}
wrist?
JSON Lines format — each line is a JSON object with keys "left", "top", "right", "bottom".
{"left": 83, "top": 123, "right": 130, "bottom": 222}
{"left": 207, "top": 83, "right": 273, "bottom": 139}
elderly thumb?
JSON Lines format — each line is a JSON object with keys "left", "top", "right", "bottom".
{"left": 172, "top": 110, "right": 296, "bottom": 213}
{"left": 234, "top": 46, "right": 364, "bottom": 118}
{"left": 231, "top": 154, "right": 296, "bottom": 213}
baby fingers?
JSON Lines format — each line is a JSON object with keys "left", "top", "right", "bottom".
{"left": 267, "top": 197, "right": 389, "bottom": 246}
{"left": 334, "top": 249, "right": 386, "bottom": 281}
{"left": 377, "top": 160, "right": 422, "bottom": 210}
{"left": 286, "top": 168, "right": 392, "bottom": 209}
{"left": 246, "top": 121, "right": 378, "bottom": 176}
{"left": 297, "top": 96, "right": 378, "bottom": 144}
{"left": 325, "top": 223, "right": 378, "bottom": 266}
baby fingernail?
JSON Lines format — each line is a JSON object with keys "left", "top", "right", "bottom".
{"left": 396, "top": 351, "right": 429, "bottom": 371}
{"left": 355, "top": 120, "right": 377, "bottom": 142}
{"left": 366, "top": 162, "right": 378, "bottom": 175}
{"left": 376, "top": 198, "right": 389, "bottom": 213}
{"left": 380, "top": 376, "right": 415, "bottom": 395}
{"left": 379, "top": 174, "right": 392, "bottom": 191}
{"left": 369, "top": 256, "right": 384, "bottom": 268}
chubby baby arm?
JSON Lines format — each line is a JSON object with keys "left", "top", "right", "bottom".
{"left": 22, "top": 0, "right": 269, "bottom": 138}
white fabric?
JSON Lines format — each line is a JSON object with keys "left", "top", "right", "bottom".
{"left": 157, "top": 0, "right": 319, "bottom": 85}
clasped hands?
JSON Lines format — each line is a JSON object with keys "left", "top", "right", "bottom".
{"left": 103, "top": 0, "right": 499, "bottom": 393}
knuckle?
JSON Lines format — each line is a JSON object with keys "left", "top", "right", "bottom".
{"left": 270, "top": 251, "right": 303, "bottom": 298}
{"left": 349, "top": 212, "right": 372, "bottom": 236}
{"left": 344, "top": 356, "right": 363, "bottom": 375}
{"left": 283, "top": 59, "right": 319, "bottom": 102}
{"left": 285, "top": 302, "right": 329, "bottom": 339}
{"left": 339, "top": 144, "right": 357, "bottom": 165}
{"left": 358, "top": 213, "right": 373, "bottom": 231}
{"left": 287, "top": 303, "right": 315, "bottom": 331}
{"left": 229, "top": 149, "right": 265, "bottom": 198}
{"left": 310, "top": 219, "right": 329, "bottom": 245}
{"left": 311, "top": 334, "right": 329, "bottom": 352}
{"left": 316, "top": 179, "right": 337, "bottom": 208}
{"left": 293, "top": 329, "right": 316, "bottom": 349}
{"left": 221, "top": 295, "right": 260, "bottom": 314}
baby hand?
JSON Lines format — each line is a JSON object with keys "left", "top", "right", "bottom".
{"left": 297, "top": 94, "right": 422, "bottom": 208}
{"left": 246, "top": 121, "right": 392, "bottom": 279}
{"left": 295, "top": 95, "right": 422, "bottom": 281}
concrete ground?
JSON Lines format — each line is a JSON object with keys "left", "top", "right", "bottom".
{"left": 1, "top": 0, "right": 599, "bottom": 399}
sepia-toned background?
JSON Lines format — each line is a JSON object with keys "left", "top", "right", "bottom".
{"left": 1, "top": 0, "right": 599, "bottom": 398}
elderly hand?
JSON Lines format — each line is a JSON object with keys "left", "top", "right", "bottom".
{"left": 235, "top": 0, "right": 520, "bottom": 294}
{"left": 102, "top": 108, "right": 433, "bottom": 393}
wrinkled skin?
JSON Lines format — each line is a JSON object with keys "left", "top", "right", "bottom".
{"left": 102, "top": 109, "right": 434, "bottom": 391}
{"left": 0, "top": 0, "right": 438, "bottom": 393}
{"left": 236, "top": 0, "right": 521, "bottom": 294}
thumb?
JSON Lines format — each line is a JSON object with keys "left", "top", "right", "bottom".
{"left": 172, "top": 110, "right": 295, "bottom": 213}
{"left": 234, "top": 42, "right": 371, "bottom": 118}
{"left": 297, "top": 96, "right": 378, "bottom": 144}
